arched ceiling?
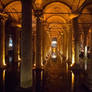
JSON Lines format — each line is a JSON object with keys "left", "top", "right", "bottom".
{"left": 4, "top": 1, "right": 22, "bottom": 24}
{"left": 0, "top": 0, "right": 92, "bottom": 39}
{"left": 47, "top": 16, "right": 65, "bottom": 38}
{"left": 0, "top": 0, "right": 19, "bottom": 10}
{"left": 43, "top": 2, "right": 71, "bottom": 40}
{"left": 43, "top": 2, "right": 71, "bottom": 22}
{"left": 34, "top": 0, "right": 86, "bottom": 11}
{"left": 32, "top": 0, "right": 92, "bottom": 40}
{"left": 78, "top": 4, "right": 92, "bottom": 33}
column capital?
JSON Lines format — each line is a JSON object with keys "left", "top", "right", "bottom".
{"left": 34, "top": 9, "right": 43, "bottom": 18}
{"left": 0, "top": 13, "right": 8, "bottom": 22}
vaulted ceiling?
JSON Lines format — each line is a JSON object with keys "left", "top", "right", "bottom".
{"left": 0, "top": 0, "right": 92, "bottom": 40}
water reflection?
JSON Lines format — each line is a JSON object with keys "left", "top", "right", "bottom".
{"left": 3, "top": 70, "right": 6, "bottom": 92}
{"left": 66, "top": 63, "right": 68, "bottom": 72}
{"left": 3, "top": 70, "right": 6, "bottom": 81}
{"left": 71, "top": 72, "right": 74, "bottom": 92}
{"left": 41, "top": 70, "right": 43, "bottom": 81}
{"left": 0, "top": 60, "right": 90, "bottom": 92}
{"left": 0, "top": 63, "right": 20, "bottom": 92}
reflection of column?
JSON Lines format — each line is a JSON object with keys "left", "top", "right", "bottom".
{"left": 0, "top": 15, "right": 8, "bottom": 67}
{"left": 34, "top": 10, "right": 43, "bottom": 69}
{"left": 21, "top": 0, "right": 32, "bottom": 88}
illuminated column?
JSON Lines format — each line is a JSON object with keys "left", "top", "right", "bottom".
{"left": 0, "top": 15, "right": 8, "bottom": 67}
{"left": 17, "top": 28, "right": 21, "bottom": 61}
{"left": 84, "top": 35, "right": 92, "bottom": 90}
{"left": 41, "top": 22, "right": 44, "bottom": 66}
{"left": 73, "top": 18, "right": 80, "bottom": 65}
{"left": 72, "top": 39, "right": 75, "bottom": 65}
{"left": 14, "top": 27, "right": 21, "bottom": 62}
{"left": 63, "top": 32, "right": 66, "bottom": 57}
{"left": 33, "top": 31, "right": 36, "bottom": 67}
{"left": 21, "top": 0, "right": 32, "bottom": 88}
{"left": 34, "top": 10, "right": 43, "bottom": 69}
{"left": 66, "top": 32, "right": 68, "bottom": 60}
{"left": 84, "top": 32, "right": 88, "bottom": 70}
{"left": 68, "top": 29, "right": 72, "bottom": 63}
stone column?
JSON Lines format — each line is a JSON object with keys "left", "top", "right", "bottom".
{"left": 63, "top": 32, "right": 66, "bottom": 57}
{"left": 17, "top": 28, "right": 21, "bottom": 61}
{"left": 84, "top": 32, "right": 88, "bottom": 70}
{"left": 41, "top": 21, "right": 44, "bottom": 66}
{"left": 33, "top": 31, "right": 36, "bottom": 67}
{"left": 68, "top": 29, "right": 72, "bottom": 64}
{"left": 14, "top": 27, "right": 21, "bottom": 62}
{"left": 21, "top": 0, "right": 32, "bottom": 88}
{"left": 0, "top": 14, "right": 8, "bottom": 67}
{"left": 73, "top": 18, "right": 80, "bottom": 65}
{"left": 34, "top": 10, "right": 43, "bottom": 69}
{"left": 84, "top": 35, "right": 92, "bottom": 90}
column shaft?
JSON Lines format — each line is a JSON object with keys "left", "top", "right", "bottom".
{"left": 0, "top": 16, "right": 7, "bottom": 67}
{"left": 35, "top": 10, "right": 42, "bottom": 69}
{"left": 84, "top": 33, "right": 88, "bottom": 70}
{"left": 21, "top": 0, "right": 32, "bottom": 88}
{"left": 68, "top": 30, "right": 72, "bottom": 63}
{"left": 73, "top": 18, "right": 80, "bottom": 64}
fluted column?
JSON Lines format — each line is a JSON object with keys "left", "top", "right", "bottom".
{"left": 34, "top": 10, "right": 43, "bottom": 69}
{"left": 0, "top": 14, "right": 8, "bottom": 67}
{"left": 21, "top": 0, "right": 32, "bottom": 88}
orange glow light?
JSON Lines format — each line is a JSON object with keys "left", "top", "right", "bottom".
{"left": 71, "top": 72, "right": 74, "bottom": 91}
{"left": 71, "top": 47, "right": 75, "bottom": 66}
{"left": 3, "top": 70, "right": 6, "bottom": 81}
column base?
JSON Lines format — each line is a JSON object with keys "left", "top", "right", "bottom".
{"left": 0, "top": 65, "right": 7, "bottom": 69}
{"left": 66, "top": 59, "right": 72, "bottom": 66}
{"left": 33, "top": 66, "right": 44, "bottom": 71}
{"left": 70, "top": 63, "right": 81, "bottom": 71}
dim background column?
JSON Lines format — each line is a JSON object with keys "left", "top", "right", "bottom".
{"left": 0, "top": 14, "right": 8, "bottom": 68}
